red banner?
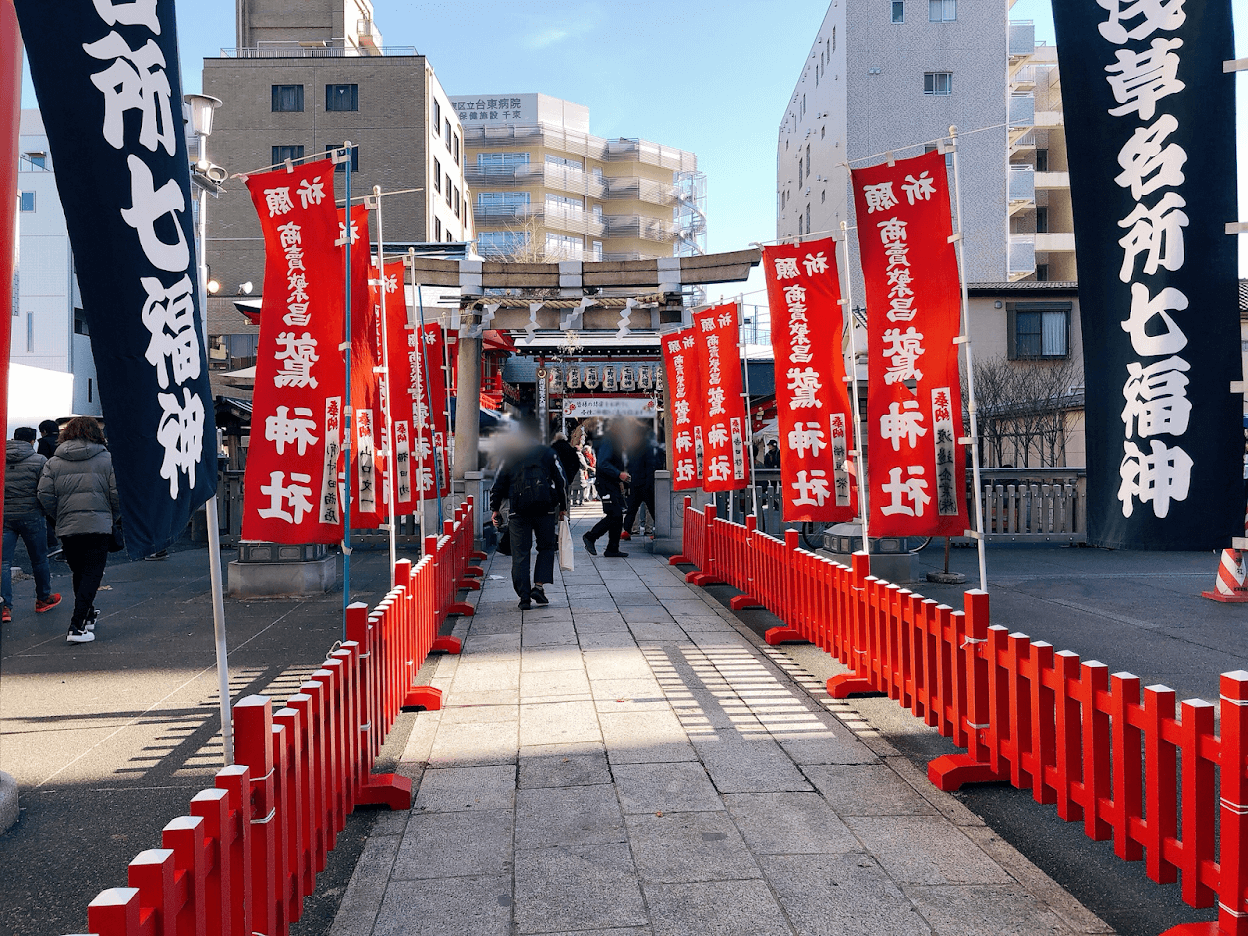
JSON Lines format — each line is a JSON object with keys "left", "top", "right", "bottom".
{"left": 422, "top": 322, "right": 452, "bottom": 498}
{"left": 762, "top": 238, "right": 858, "bottom": 523}
{"left": 242, "top": 160, "right": 345, "bottom": 543}
{"left": 694, "top": 302, "right": 749, "bottom": 492}
{"left": 662, "top": 326, "right": 703, "bottom": 490}
{"left": 852, "top": 149, "right": 968, "bottom": 537}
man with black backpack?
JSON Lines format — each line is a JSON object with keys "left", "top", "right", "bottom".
{"left": 490, "top": 437, "right": 568, "bottom": 610}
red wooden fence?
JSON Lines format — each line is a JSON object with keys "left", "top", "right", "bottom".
{"left": 71, "top": 498, "right": 486, "bottom": 936}
{"left": 675, "top": 498, "right": 1247, "bottom": 936}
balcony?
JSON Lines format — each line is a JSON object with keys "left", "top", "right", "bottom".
{"left": 1008, "top": 165, "right": 1035, "bottom": 203}
{"left": 1011, "top": 64, "right": 1036, "bottom": 91}
{"left": 604, "top": 214, "right": 677, "bottom": 242}
{"left": 1035, "top": 170, "right": 1070, "bottom": 190}
{"left": 1034, "top": 111, "right": 1064, "bottom": 129}
{"left": 604, "top": 175, "right": 679, "bottom": 207}
{"left": 1009, "top": 20, "right": 1036, "bottom": 58}
{"left": 1009, "top": 234, "right": 1036, "bottom": 279}
{"left": 220, "top": 39, "right": 415, "bottom": 57}
{"left": 1009, "top": 94, "right": 1035, "bottom": 130}
{"left": 544, "top": 209, "right": 607, "bottom": 237}
{"left": 1035, "top": 232, "right": 1076, "bottom": 253}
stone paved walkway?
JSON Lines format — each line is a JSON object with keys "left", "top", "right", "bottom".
{"left": 328, "top": 507, "right": 1113, "bottom": 936}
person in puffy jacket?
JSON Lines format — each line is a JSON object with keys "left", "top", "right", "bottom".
{"left": 3, "top": 426, "right": 61, "bottom": 622}
{"left": 37, "top": 417, "right": 119, "bottom": 644}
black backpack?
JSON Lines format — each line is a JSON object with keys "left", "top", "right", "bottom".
{"left": 510, "top": 449, "right": 556, "bottom": 515}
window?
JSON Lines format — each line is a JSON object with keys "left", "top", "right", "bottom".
{"left": 1008, "top": 303, "right": 1070, "bottom": 359}
{"left": 591, "top": 240, "right": 603, "bottom": 262}
{"left": 26, "top": 312, "right": 33, "bottom": 352}
{"left": 18, "top": 191, "right": 34, "bottom": 212}
{"left": 545, "top": 193, "right": 583, "bottom": 214}
{"left": 478, "top": 231, "right": 528, "bottom": 257}
{"left": 433, "top": 158, "right": 442, "bottom": 192}
{"left": 323, "top": 143, "right": 358, "bottom": 172}
{"left": 925, "top": 143, "right": 954, "bottom": 168}
{"left": 432, "top": 98, "right": 441, "bottom": 132}
{"left": 325, "top": 84, "right": 358, "bottom": 111}
{"left": 25, "top": 153, "right": 45, "bottom": 169}
{"left": 831, "top": 27, "right": 835, "bottom": 51}
{"left": 797, "top": 156, "right": 803, "bottom": 188}
{"left": 478, "top": 192, "right": 530, "bottom": 214}
{"left": 478, "top": 152, "right": 530, "bottom": 171}
{"left": 821, "top": 190, "right": 826, "bottom": 203}
{"left": 74, "top": 307, "right": 89, "bottom": 336}
{"left": 1036, "top": 263, "right": 1050, "bottom": 282}
{"left": 805, "top": 144, "right": 811, "bottom": 177}
{"left": 924, "top": 72, "right": 953, "bottom": 95}
{"left": 1035, "top": 206, "right": 1049, "bottom": 234}
{"left": 434, "top": 217, "right": 442, "bottom": 241}
{"left": 545, "top": 233, "right": 583, "bottom": 260}
{"left": 545, "top": 154, "right": 583, "bottom": 170}
{"left": 445, "top": 175, "right": 453, "bottom": 206}
{"left": 592, "top": 203, "right": 603, "bottom": 218}
{"left": 805, "top": 203, "right": 811, "bottom": 233}
{"left": 453, "top": 186, "right": 461, "bottom": 218}
{"left": 892, "top": 1, "right": 904, "bottom": 23}
{"left": 453, "top": 133, "right": 460, "bottom": 165}
{"left": 929, "top": 0, "right": 956, "bottom": 21}
{"left": 1036, "top": 148, "right": 1049, "bottom": 172}
{"left": 445, "top": 118, "right": 452, "bottom": 144}
{"left": 272, "top": 145, "right": 304, "bottom": 166}
{"left": 271, "top": 85, "right": 303, "bottom": 112}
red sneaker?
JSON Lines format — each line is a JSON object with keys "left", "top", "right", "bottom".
{"left": 2, "top": 607, "right": 10, "bottom": 623}
{"left": 620, "top": 530, "right": 632, "bottom": 540}
{"left": 36, "top": 593, "right": 62, "bottom": 613}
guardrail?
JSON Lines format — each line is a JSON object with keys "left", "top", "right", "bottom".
{"left": 675, "top": 498, "right": 1247, "bottom": 936}
{"left": 68, "top": 499, "right": 487, "bottom": 936}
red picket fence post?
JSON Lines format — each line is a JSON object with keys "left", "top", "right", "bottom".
{"left": 669, "top": 496, "right": 695, "bottom": 565}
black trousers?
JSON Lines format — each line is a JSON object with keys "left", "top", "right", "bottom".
{"left": 509, "top": 510, "right": 558, "bottom": 602}
{"left": 623, "top": 485, "right": 656, "bottom": 533}
{"left": 60, "top": 533, "right": 110, "bottom": 630}
{"left": 587, "top": 485, "right": 624, "bottom": 553}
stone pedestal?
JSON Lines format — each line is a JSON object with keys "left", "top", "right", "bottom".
{"left": 821, "top": 522, "right": 916, "bottom": 584}
{"left": 227, "top": 542, "right": 340, "bottom": 598}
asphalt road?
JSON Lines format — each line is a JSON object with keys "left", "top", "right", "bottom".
{"left": 703, "top": 540, "right": 1245, "bottom": 936}
{"left": 0, "top": 543, "right": 407, "bottom": 936}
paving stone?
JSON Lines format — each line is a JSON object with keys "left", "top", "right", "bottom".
{"left": 372, "top": 873, "right": 513, "bottom": 936}
{"left": 522, "top": 622, "right": 579, "bottom": 648}
{"left": 643, "top": 879, "right": 793, "bottom": 936}
{"left": 693, "top": 738, "right": 813, "bottom": 793}
{"left": 413, "top": 764, "right": 516, "bottom": 813}
{"left": 599, "top": 711, "right": 698, "bottom": 764}
{"left": 520, "top": 647, "right": 586, "bottom": 672}
{"left": 330, "top": 832, "right": 401, "bottom": 924}
{"left": 516, "top": 784, "right": 626, "bottom": 848}
{"left": 759, "top": 853, "right": 932, "bottom": 936}
{"left": 846, "top": 816, "right": 1013, "bottom": 885}
{"left": 391, "top": 809, "right": 513, "bottom": 880}
{"left": 613, "top": 761, "right": 722, "bottom": 813}
{"left": 439, "top": 699, "right": 520, "bottom": 725}
{"left": 464, "top": 633, "right": 521, "bottom": 655}
{"left": 589, "top": 677, "right": 669, "bottom": 713}
{"left": 804, "top": 764, "right": 939, "bottom": 817}
{"left": 523, "top": 930, "right": 652, "bottom": 936}
{"left": 514, "top": 843, "right": 649, "bottom": 934}
{"left": 723, "top": 791, "right": 861, "bottom": 855}
{"left": 903, "top": 884, "right": 1072, "bottom": 935}
{"left": 776, "top": 730, "right": 881, "bottom": 766}
{"left": 427, "top": 720, "right": 518, "bottom": 767}
{"left": 398, "top": 711, "right": 441, "bottom": 766}
{"left": 518, "top": 700, "right": 602, "bottom": 746}
{"left": 660, "top": 599, "right": 721, "bottom": 618}
{"left": 519, "top": 747, "right": 612, "bottom": 789}
{"left": 452, "top": 661, "right": 521, "bottom": 692}
{"left": 465, "top": 616, "right": 523, "bottom": 636}
{"left": 624, "top": 810, "right": 759, "bottom": 883}
{"left": 578, "top": 632, "right": 639, "bottom": 651}
{"left": 628, "top": 622, "right": 688, "bottom": 642}
{"left": 520, "top": 668, "right": 592, "bottom": 699}
{"left": 582, "top": 648, "right": 656, "bottom": 681}
{"left": 617, "top": 605, "right": 675, "bottom": 623}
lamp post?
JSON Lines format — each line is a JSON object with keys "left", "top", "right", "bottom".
{"left": 184, "top": 92, "right": 235, "bottom": 766}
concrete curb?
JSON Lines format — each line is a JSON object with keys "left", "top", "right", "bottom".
{"left": 0, "top": 770, "right": 18, "bottom": 834}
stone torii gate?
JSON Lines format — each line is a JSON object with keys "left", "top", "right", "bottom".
{"left": 405, "top": 248, "right": 761, "bottom": 484}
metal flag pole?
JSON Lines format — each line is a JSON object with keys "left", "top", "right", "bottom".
{"left": 340, "top": 142, "right": 354, "bottom": 619}
{"left": 371, "top": 186, "right": 398, "bottom": 587}
{"left": 738, "top": 296, "right": 760, "bottom": 523}
{"left": 839, "top": 222, "right": 870, "bottom": 554}
{"left": 406, "top": 250, "right": 427, "bottom": 547}
{"left": 414, "top": 277, "right": 445, "bottom": 531}
{"left": 189, "top": 107, "right": 233, "bottom": 766}
{"left": 948, "top": 125, "right": 988, "bottom": 592}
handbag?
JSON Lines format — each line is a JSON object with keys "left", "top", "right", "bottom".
{"left": 107, "top": 517, "right": 125, "bottom": 553}
{"left": 557, "top": 518, "right": 575, "bottom": 572}
{"left": 497, "top": 527, "right": 512, "bottom": 557}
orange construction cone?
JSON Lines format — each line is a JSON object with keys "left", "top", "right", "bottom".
{"left": 1203, "top": 548, "right": 1248, "bottom": 602}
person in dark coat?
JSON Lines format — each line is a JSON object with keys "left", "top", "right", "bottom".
{"left": 582, "top": 420, "right": 634, "bottom": 558}
{"left": 37, "top": 420, "right": 60, "bottom": 552}
{"left": 491, "top": 437, "right": 568, "bottom": 610}
{"left": 763, "top": 439, "right": 781, "bottom": 469}
{"left": 37, "top": 417, "right": 119, "bottom": 643}
{"left": 622, "top": 428, "right": 663, "bottom": 539}
{"left": 2, "top": 426, "right": 61, "bottom": 622}
{"left": 551, "top": 433, "right": 583, "bottom": 506}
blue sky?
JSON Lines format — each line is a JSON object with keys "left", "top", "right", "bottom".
{"left": 19, "top": 0, "right": 1248, "bottom": 284}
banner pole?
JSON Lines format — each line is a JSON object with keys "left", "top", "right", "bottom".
{"left": 948, "top": 125, "right": 988, "bottom": 592}
{"left": 193, "top": 127, "right": 233, "bottom": 766}
{"left": 413, "top": 267, "right": 444, "bottom": 531}
{"left": 372, "top": 186, "right": 397, "bottom": 587}
{"left": 407, "top": 250, "right": 427, "bottom": 547}
{"left": 839, "top": 223, "right": 870, "bottom": 553}
{"left": 738, "top": 297, "right": 760, "bottom": 522}
{"left": 341, "top": 144, "right": 354, "bottom": 620}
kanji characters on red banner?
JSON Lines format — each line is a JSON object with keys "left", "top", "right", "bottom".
{"left": 242, "top": 160, "right": 345, "bottom": 543}
{"left": 662, "top": 325, "right": 703, "bottom": 490}
{"left": 762, "top": 238, "right": 858, "bottom": 522}
{"left": 694, "top": 302, "right": 749, "bottom": 492}
{"left": 420, "top": 321, "right": 453, "bottom": 498}
{"left": 852, "top": 149, "right": 968, "bottom": 537}
{"left": 342, "top": 204, "right": 385, "bottom": 528}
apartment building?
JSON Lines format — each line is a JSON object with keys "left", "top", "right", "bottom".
{"left": 1007, "top": 34, "right": 1075, "bottom": 282}
{"left": 12, "top": 109, "right": 101, "bottom": 417}
{"left": 201, "top": 0, "right": 472, "bottom": 308}
{"left": 776, "top": 0, "right": 1007, "bottom": 283}
{"left": 453, "top": 93, "right": 705, "bottom": 266}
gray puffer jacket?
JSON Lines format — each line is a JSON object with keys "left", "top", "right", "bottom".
{"left": 37, "top": 440, "right": 120, "bottom": 537}
{"left": 5, "top": 439, "right": 47, "bottom": 524}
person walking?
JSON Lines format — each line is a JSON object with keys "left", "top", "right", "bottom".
{"left": 551, "top": 433, "right": 583, "bottom": 508}
{"left": 37, "top": 419, "right": 60, "bottom": 553}
{"left": 2, "top": 426, "right": 61, "bottom": 623}
{"left": 621, "top": 427, "right": 662, "bottom": 540}
{"left": 37, "top": 416, "right": 119, "bottom": 644}
{"left": 582, "top": 420, "right": 632, "bottom": 558}
{"left": 490, "top": 436, "right": 568, "bottom": 610}
{"left": 582, "top": 444, "right": 598, "bottom": 500}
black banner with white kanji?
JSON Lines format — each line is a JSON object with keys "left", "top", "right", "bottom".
{"left": 16, "top": 0, "right": 217, "bottom": 557}
{"left": 1053, "top": 1, "right": 1240, "bottom": 550}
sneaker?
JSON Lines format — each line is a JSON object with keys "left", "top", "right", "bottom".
{"left": 531, "top": 585, "right": 549, "bottom": 606}
{"left": 582, "top": 533, "right": 598, "bottom": 556}
{"left": 620, "top": 530, "right": 632, "bottom": 541}
{"left": 86, "top": 608, "right": 101, "bottom": 632}
{"left": 66, "top": 628, "right": 95, "bottom": 644}
{"left": 35, "top": 593, "right": 62, "bottom": 613}
{"left": 144, "top": 549, "right": 169, "bottom": 561}
{"left": 517, "top": 599, "right": 532, "bottom": 611}
{"left": 603, "top": 550, "right": 630, "bottom": 558}
{"left": 1, "top": 607, "right": 10, "bottom": 624}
